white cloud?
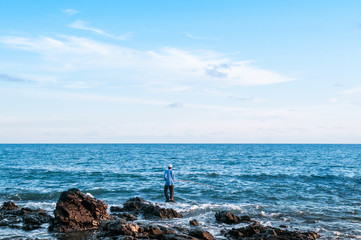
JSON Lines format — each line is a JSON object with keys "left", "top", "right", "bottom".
{"left": 167, "top": 103, "right": 184, "bottom": 108}
{"left": 0, "top": 74, "right": 31, "bottom": 82}
{"left": 69, "top": 20, "right": 128, "bottom": 40}
{"left": 186, "top": 33, "right": 203, "bottom": 40}
{"left": 62, "top": 9, "right": 79, "bottom": 15}
{"left": 0, "top": 35, "right": 294, "bottom": 87}
{"left": 341, "top": 85, "right": 361, "bottom": 94}
{"left": 206, "top": 62, "right": 295, "bottom": 85}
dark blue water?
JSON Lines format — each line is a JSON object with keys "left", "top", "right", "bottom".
{"left": 0, "top": 144, "right": 360, "bottom": 239}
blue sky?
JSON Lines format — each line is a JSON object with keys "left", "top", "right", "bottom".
{"left": 0, "top": 0, "right": 360, "bottom": 143}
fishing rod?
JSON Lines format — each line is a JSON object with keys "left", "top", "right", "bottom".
{"left": 176, "top": 180, "right": 219, "bottom": 189}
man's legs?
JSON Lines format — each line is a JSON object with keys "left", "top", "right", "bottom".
{"left": 169, "top": 185, "right": 174, "bottom": 201}
{"left": 164, "top": 185, "right": 170, "bottom": 201}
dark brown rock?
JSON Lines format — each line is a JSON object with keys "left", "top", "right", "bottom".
{"left": 110, "top": 206, "right": 124, "bottom": 212}
{"left": 215, "top": 211, "right": 241, "bottom": 224}
{"left": 224, "top": 222, "right": 320, "bottom": 240}
{"left": 49, "top": 188, "right": 110, "bottom": 233}
{"left": 0, "top": 203, "right": 52, "bottom": 231}
{"left": 215, "top": 211, "right": 253, "bottom": 224}
{"left": 189, "top": 228, "right": 214, "bottom": 240}
{"left": 123, "top": 197, "right": 183, "bottom": 219}
{"left": 189, "top": 219, "right": 200, "bottom": 226}
{"left": 111, "top": 212, "right": 138, "bottom": 221}
{"left": 98, "top": 219, "right": 140, "bottom": 237}
{"left": 1, "top": 201, "right": 20, "bottom": 211}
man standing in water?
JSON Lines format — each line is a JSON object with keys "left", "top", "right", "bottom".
{"left": 164, "top": 164, "right": 175, "bottom": 202}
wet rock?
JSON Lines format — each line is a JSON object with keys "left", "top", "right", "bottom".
{"left": 160, "top": 234, "right": 198, "bottom": 240}
{"left": 100, "top": 219, "right": 140, "bottom": 236}
{"left": 110, "top": 206, "right": 124, "bottom": 212}
{"left": 0, "top": 203, "right": 52, "bottom": 231}
{"left": 123, "top": 197, "right": 183, "bottom": 219}
{"left": 215, "top": 211, "right": 253, "bottom": 224}
{"left": 215, "top": 211, "right": 240, "bottom": 224}
{"left": 111, "top": 212, "right": 137, "bottom": 221}
{"left": 144, "top": 224, "right": 175, "bottom": 238}
{"left": 224, "top": 222, "right": 320, "bottom": 240}
{"left": 189, "top": 228, "right": 214, "bottom": 240}
{"left": 49, "top": 188, "right": 110, "bottom": 233}
{"left": 97, "top": 219, "right": 144, "bottom": 239}
{"left": 1, "top": 201, "right": 20, "bottom": 211}
{"left": 189, "top": 219, "right": 200, "bottom": 226}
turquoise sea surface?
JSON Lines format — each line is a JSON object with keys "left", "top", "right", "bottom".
{"left": 0, "top": 144, "right": 360, "bottom": 239}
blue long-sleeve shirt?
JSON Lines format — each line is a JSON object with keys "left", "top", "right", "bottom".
{"left": 164, "top": 169, "right": 175, "bottom": 186}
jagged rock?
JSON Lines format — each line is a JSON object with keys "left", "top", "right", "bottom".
{"left": 111, "top": 212, "right": 137, "bottom": 221}
{"left": 123, "top": 197, "right": 183, "bottom": 219}
{"left": 110, "top": 206, "right": 124, "bottom": 212}
{"left": 160, "top": 234, "right": 198, "bottom": 240}
{"left": 0, "top": 203, "right": 52, "bottom": 231}
{"left": 99, "top": 219, "right": 140, "bottom": 236}
{"left": 143, "top": 224, "right": 175, "bottom": 238}
{"left": 98, "top": 220, "right": 197, "bottom": 240}
{"left": 215, "top": 211, "right": 253, "bottom": 224}
{"left": 189, "top": 228, "right": 214, "bottom": 240}
{"left": 224, "top": 222, "right": 320, "bottom": 240}
{"left": 189, "top": 219, "right": 200, "bottom": 226}
{"left": 1, "top": 201, "right": 20, "bottom": 211}
{"left": 49, "top": 188, "right": 110, "bottom": 232}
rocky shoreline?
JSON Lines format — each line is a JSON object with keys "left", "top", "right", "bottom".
{"left": 0, "top": 188, "right": 320, "bottom": 239}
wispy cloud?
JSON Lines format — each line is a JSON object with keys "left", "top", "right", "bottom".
{"left": 341, "top": 85, "right": 361, "bottom": 94}
{"left": 0, "top": 35, "right": 294, "bottom": 87}
{"left": 186, "top": 33, "right": 203, "bottom": 40}
{"left": 0, "top": 74, "right": 31, "bottom": 82}
{"left": 62, "top": 9, "right": 79, "bottom": 15}
{"left": 69, "top": 20, "right": 128, "bottom": 40}
{"left": 167, "top": 103, "right": 184, "bottom": 108}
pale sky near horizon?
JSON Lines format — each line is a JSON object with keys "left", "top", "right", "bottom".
{"left": 0, "top": 0, "right": 361, "bottom": 143}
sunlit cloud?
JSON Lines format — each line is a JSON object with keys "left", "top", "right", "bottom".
{"left": 69, "top": 20, "right": 128, "bottom": 40}
{"left": 341, "top": 85, "right": 361, "bottom": 94}
{"left": 0, "top": 35, "right": 294, "bottom": 87}
{"left": 62, "top": 9, "right": 79, "bottom": 15}
{"left": 0, "top": 74, "right": 31, "bottom": 82}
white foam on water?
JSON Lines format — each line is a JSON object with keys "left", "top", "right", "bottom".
{"left": 86, "top": 192, "right": 94, "bottom": 198}
{"left": 24, "top": 202, "right": 56, "bottom": 212}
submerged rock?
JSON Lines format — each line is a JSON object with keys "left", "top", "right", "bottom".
{"left": 189, "top": 219, "right": 200, "bottom": 226}
{"left": 224, "top": 222, "right": 320, "bottom": 240}
{"left": 189, "top": 228, "right": 214, "bottom": 240}
{"left": 49, "top": 188, "right": 110, "bottom": 233}
{"left": 110, "top": 206, "right": 125, "bottom": 212}
{"left": 97, "top": 219, "right": 202, "bottom": 240}
{"left": 0, "top": 201, "right": 52, "bottom": 231}
{"left": 111, "top": 212, "right": 138, "bottom": 221}
{"left": 1, "top": 201, "right": 20, "bottom": 211}
{"left": 123, "top": 197, "right": 183, "bottom": 219}
{"left": 215, "top": 211, "right": 253, "bottom": 224}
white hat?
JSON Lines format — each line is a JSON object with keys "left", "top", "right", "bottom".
{"left": 168, "top": 164, "right": 173, "bottom": 168}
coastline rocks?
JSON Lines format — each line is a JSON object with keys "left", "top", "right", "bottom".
{"left": 98, "top": 219, "right": 141, "bottom": 238}
{"left": 215, "top": 211, "right": 253, "bottom": 224}
{"left": 49, "top": 188, "right": 110, "bottom": 232}
{"left": 97, "top": 220, "right": 177, "bottom": 239}
{"left": 111, "top": 212, "right": 138, "bottom": 221}
{"left": 189, "top": 219, "right": 200, "bottom": 226}
{"left": 189, "top": 228, "right": 214, "bottom": 240}
{"left": 1, "top": 201, "right": 20, "bottom": 211}
{"left": 97, "top": 219, "right": 207, "bottom": 240}
{"left": 110, "top": 206, "right": 125, "bottom": 212}
{"left": 224, "top": 222, "right": 320, "bottom": 240}
{"left": 122, "top": 197, "right": 183, "bottom": 219}
{"left": 0, "top": 201, "right": 52, "bottom": 230}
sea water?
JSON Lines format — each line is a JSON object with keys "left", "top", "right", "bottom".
{"left": 0, "top": 144, "right": 360, "bottom": 239}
